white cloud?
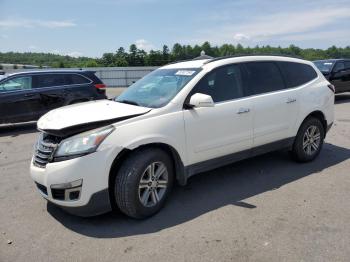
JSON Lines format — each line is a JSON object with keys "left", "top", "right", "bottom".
{"left": 28, "top": 45, "right": 37, "bottom": 50}
{"left": 135, "top": 39, "right": 156, "bottom": 52}
{"left": 189, "top": 7, "right": 350, "bottom": 45}
{"left": 67, "top": 51, "right": 83, "bottom": 58}
{"left": 1, "top": 34, "right": 9, "bottom": 39}
{"left": 50, "top": 50, "right": 61, "bottom": 54}
{"left": 0, "top": 19, "right": 76, "bottom": 29}
{"left": 233, "top": 33, "right": 249, "bottom": 41}
{"left": 49, "top": 50, "right": 83, "bottom": 58}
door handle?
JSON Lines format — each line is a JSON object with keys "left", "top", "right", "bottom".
{"left": 237, "top": 108, "right": 250, "bottom": 114}
{"left": 286, "top": 98, "right": 297, "bottom": 103}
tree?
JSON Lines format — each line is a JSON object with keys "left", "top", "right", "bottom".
{"left": 84, "top": 60, "right": 98, "bottom": 67}
{"left": 162, "top": 45, "right": 170, "bottom": 64}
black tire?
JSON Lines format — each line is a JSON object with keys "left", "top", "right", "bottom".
{"left": 291, "top": 117, "right": 325, "bottom": 162}
{"left": 113, "top": 148, "right": 174, "bottom": 219}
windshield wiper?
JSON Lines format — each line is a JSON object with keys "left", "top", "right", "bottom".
{"left": 117, "top": 99, "right": 140, "bottom": 106}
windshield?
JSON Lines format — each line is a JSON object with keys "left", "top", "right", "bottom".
{"left": 115, "top": 68, "right": 201, "bottom": 108}
{"left": 313, "top": 60, "right": 334, "bottom": 73}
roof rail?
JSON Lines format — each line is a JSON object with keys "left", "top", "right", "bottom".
{"left": 165, "top": 58, "right": 195, "bottom": 65}
{"left": 204, "top": 53, "right": 304, "bottom": 64}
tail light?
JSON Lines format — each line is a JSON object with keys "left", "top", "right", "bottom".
{"left": 94, "top": 83, "right": 106, "bottom": 89}
{"left": 327, "top": 84, "right": 335, "bottom": 93}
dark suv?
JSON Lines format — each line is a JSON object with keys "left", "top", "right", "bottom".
{"left": 313, "top": 59, "right": 350, "bottom": 93}
{"left": 0, "top": 70, "right": 107, "bottom": 124}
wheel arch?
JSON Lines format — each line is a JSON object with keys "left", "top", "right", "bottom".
{"left": 108, "top": 142, "right": 187, "bottom": 209}
{"left": 298, "top": 110, "right": 327, "bottom": 138}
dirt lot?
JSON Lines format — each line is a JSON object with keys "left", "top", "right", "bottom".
{"left": 0, "top": 91, "right": 350, "bottom": 262}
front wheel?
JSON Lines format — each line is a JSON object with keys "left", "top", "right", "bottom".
{"left": 113, "top": 148, "right": 174, "bottom": 219}
{"left": 291, "top": 117, "right": 325, "bottom": 162}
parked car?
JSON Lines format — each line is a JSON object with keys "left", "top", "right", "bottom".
{"left": 30, "top": 56, "right": 334, "bottom": 219}
{"left": 0, "top": 70, "right": 107, "bottom": 124}
{"left": 313, "top": 59, "right": 350, "bottom": 93}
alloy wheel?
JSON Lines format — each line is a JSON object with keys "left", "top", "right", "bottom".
{"left": 302, "top": 125, "right": 321, "bottom": 155}
{"left": 138, "top": 162, "right": 168, "bottom": 207}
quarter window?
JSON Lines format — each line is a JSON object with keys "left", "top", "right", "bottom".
{"left": 0, "top": 76, "right": 32, "bottom": 92}
{"left": 241, "top": 62, "right": 285, "bottom": 96}
{"left": 190, "top": 64, "right": 243, "bottom": 103}
{"left": 68, "top": 74, "right": 90, "bottom": 84}
{"left": 278, "top": 62, "right": 318, "bottom": 88}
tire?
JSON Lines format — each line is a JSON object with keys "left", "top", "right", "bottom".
{"left": 113, "top": 148, "right": 174, "bottom": 219}
{"left": 291, "top": 117, "right": 325, "bottom": 162}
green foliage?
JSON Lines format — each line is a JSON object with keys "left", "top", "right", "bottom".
{"left": 1, "top": 44, "right": 350, "bottom": 68}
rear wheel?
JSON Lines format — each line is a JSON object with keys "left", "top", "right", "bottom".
{"left": 291, "top": 117, "right": 325, "bottom": 162}
{"left": 113, "top": 148, "right": 174, "bottom": 219}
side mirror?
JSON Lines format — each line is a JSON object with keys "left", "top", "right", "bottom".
{"left": 188, "top": 93, "right": 214, "bottom": 108}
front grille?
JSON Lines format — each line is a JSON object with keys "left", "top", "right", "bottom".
{"left": 35, "top": 182, "right": 48, "bottom": 195}
{"left": 33, "top": 133, "right": 61, "bottom": 168}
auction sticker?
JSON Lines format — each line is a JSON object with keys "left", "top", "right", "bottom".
{"left": 175, "top": 70, "right": 196, "bottom": 76}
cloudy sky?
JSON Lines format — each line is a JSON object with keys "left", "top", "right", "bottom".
{"left": 0, "top": 0, "right": 349, "bottom": 57}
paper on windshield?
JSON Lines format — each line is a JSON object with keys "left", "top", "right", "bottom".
{"left": 175, "top": 70, "right": 196, "bottom": 76}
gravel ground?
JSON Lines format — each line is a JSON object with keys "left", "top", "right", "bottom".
{"left": 0, "top": 93, "right": 349, "bottom": 262}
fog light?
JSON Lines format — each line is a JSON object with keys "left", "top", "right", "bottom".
{"left": 50, "top": 179, "right": 82, "bottom": 201}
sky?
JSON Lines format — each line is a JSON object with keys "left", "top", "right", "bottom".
{"left": 0, "top": 0, "right": 350, "bottom": 58}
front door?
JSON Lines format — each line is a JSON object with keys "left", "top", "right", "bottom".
{"left": 0, "top": 75, "right": 37, "bottom": 123}
{"left": 184, "top": 64, "right": 253, "bottom": 166}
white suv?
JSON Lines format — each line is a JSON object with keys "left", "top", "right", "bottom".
{"left": 30, "top": 56, "right": 334, "bottom": 219}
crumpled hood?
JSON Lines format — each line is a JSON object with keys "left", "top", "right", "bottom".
{"left": 37, "top": 99, "right": 151, "bottom": 137}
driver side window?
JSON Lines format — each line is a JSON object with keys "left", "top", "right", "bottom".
{"left": 0, "top": 76, "right": 32, "bottom": 92}
{"left": 190, "top": 64, "right": 244, "bottom": 103}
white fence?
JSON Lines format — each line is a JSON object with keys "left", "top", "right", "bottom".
{"left": 4, "top": 66, "right": 159, "bottom": 87}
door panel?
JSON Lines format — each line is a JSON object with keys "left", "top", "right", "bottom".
{"left": 240, "top": 61, "right": 300, "bottom": 147}
{"left": 31, "top": 74, "right": 68, "bottom": 118}
{"left": 0, "top": 76, "right": 35, "bottom": 123}
{"left": 250, "top": 89, "right": 300, "bottom": 147}
{"left": 183, "top": 64, "right": 253, "bottom": 165}
{"left": 184, "top": 99, "right": 253, "bottom": 165}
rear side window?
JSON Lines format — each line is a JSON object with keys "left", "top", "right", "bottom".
{"left": 241, "top": 62, "right": 285, "bottom": 96}
{"left": 191, "top": 64, "right": 243, "bottom": 103}
{"left": 278, "top": 62, "right": 318, "bottom": 88}
{"left": 34, "top": 74, "right": 69, "bottom": 88}
{"left": 345, "top": 61, "right": 350, "bottom": 70}
{"left": 333, "top": 62, "right": 345, "bottom": 72}
{"left": 68, "top": 74, "right": 91, "bottom": 85}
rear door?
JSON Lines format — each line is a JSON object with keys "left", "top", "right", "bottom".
{"left": 184, "top": 64, "right": 253, "bottom": 166}
{"left": 31, "top": 73, "right": 68, "bottom": 118}
{"left": 63, "top": 73, "right": 95, "bottom": 102}
{"left": 241, "top": 61, "right": 300, "bottom": 148}
{"left": 0, "top": 75, "right": 36, "bottom": 123}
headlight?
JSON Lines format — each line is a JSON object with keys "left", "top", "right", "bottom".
{"left": 54, "top": 126, "right": 114, "bottom": 159}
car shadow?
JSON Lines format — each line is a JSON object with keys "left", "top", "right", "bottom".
{"left": 335, "top": 93, "right": 350, "bottom": 104}
{"left": 0, "top": 122, "right": 37, "bottom": 137}
{"left": 47, "top": 142, "right": 350, "bottom": 238}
